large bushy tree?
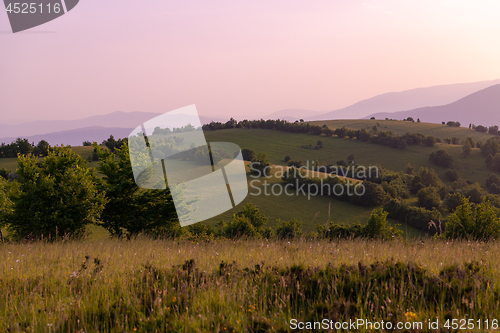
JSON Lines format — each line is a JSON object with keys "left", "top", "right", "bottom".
{"left": 8, "top": 146, "right": 106, "bottom": 239}
{"left": 0, "top": 178, "right": 17, "bottom": 243}
{"left": 94, "top": 142, "right": 180, "bottom": 239}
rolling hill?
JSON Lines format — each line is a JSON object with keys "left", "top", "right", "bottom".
{"left": 0, "top": 111, "right": 223, "bottom": 139}
{"left": 0, "top": 126, "right": 134, "bottom": 147}
{"left": 306, "top": 79, "right": 500, "bottom": 121}
{"left": 3, "top": 119, "right": 499, "bottom": 238}
{"left": 366, "top": 84, "right": 500, "bottom": 126}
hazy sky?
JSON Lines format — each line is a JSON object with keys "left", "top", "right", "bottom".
{"left": 1, "top": 0, "right": 500, "bottom": 121}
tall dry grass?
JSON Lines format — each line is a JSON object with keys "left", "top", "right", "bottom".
{"left": 1, "top": 238, "right": 499, "bottom": 332}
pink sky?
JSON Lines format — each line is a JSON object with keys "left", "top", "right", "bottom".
{"left": 1, "top": 0, "right": 499, "bottom": 121}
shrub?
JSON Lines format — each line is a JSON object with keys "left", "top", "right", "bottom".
{"left": 318, "top": 208, "right": 401, "bottom": 240}
{"left": 445, "top": 198, "right": 500, "bottom": 240}
{"left": 475, "top": 125, "right": 488, "bottom": 133}
{"left": 250, "top": 152, "right": 270, "bottom": 177}
{"left": 384, "top": 199, "right": 441, "bottom": 232}
{"left": 284, "top": 155, "right": 291, "bottom": 162}
{"left": 287, "top": 160, "right": 303, "bottom": 168}
{"left": 275, "top": 219, "right": 303, "bottom": 239}
{"left": 363, "top": 208, "right": 402, "bottom": 239}
{"left": 446, "top": 121, "right": 461, "bottom": 127}
{"left": 423, "top": 136, "right": 437, "bottom": 147}
{"left": 222, "top": 215, "right": 260, "bottom": 238}
{"left": 481, "top": 137, "right": 500, "bottom": 157}
{"left": 234, "top": 203, "right": 268, "bottom": 230}
{"left": 242, "top": 148, "right": 256, "bottom": 161}
{"left": 444, "top": 169, "right": 458, "bottom": 182}
{"left": 429, "top": 150, "right": 454, "bottom": 168}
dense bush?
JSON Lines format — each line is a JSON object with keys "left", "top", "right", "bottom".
{"left": 317, "top": 208, "right": 401, "bottom": 240}
{"left": 445, "top": 198, "right": 500, "bottom": 240}
{"left": 481, "top": 137, "right": 500, "bottom": 157}
{"left": 444, "top": 169, "right": 458, "bottom": 181}
{"left": 218, "top": 203, "right": 269, "bottom": 239}
{"left": 384, "top": 199, "right": 441, "bottom": 232}
{"left": 275, "top": 219, "right": 303, "bottom": 239}
{"left": 417, "top": 187, "right": 441, "bottom": 210}
{"left": 429, "top": 149, "right": 454, "bottom": 168}
{"left": 241, "top": 148, "right": 255, "bottom": 161}
{"left": 443, "top": 192, "right": 465, "bottom": 213}
{"left": 7, "top": 146, "right": 106, "bottom": 240}
{"left": 250, "top": 152, "right": 271, "bottom": 177}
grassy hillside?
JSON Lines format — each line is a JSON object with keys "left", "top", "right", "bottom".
{"left": 3, "top": 120, "right": 497, "bottom": 239}
{"left": 204, "top": 126, "right": 492, "bottom": 186}
{"left": 310, "top": 119, "right": 493, "bottom": 143}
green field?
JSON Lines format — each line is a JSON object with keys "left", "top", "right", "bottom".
{"left": 310, "top": 119, "right": 494, "bottom": 143}
{"left": 205, "top": 126, "right": 492, "bottom": 185}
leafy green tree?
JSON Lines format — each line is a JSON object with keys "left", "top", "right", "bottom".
{"left": 287, "top": 159, "right": 303, "bottom": 168}
{"left": 0, "top": 178, "right": 17, "bottom": 243}
{"left": 94, "top": 142, "right": 180, "bottom": 239}
{"left": 363, "top": 208, "right": 402, "bottom": 240}
{"left": 462, "top": 182, "right": 485, "bottom": 204}
{"left": 250, "top": 152, "right": 270, "bottom": 177}
{"left": 481, "top": 137, "right": 500, "bottom": 157}
{"left": 15, "top": 138, "right": 33, "bottom": 156}
{"left": 423, "top": 136, "right": 437, "bottom": 147}
{"left": 487, "top": 153, "right": 500, "bottom": 172}
{"left": 34, "top": 140, "right": 50, "bottom": 157}
{"left": 464, "top": 136, "right": 475, "bottom": 147}
{"left": 0, "top": 168, "right": 10, "bottom": 180}
{"left": 443, "top": 192, "right": 465, "bottom": 212}
{"left": 444, "top": 169, "right": 458, "bottom": 182}
{"left": 429, "top": 149, "right": 454, "bottom": 168}
{"left": 241, "top": 148, "right": 255, "bottom": 161}
{"left": 417, "top": 187, "right": 441, "bottom": 210}
{"left": 405, "top": 163, "right": 415, "bottom": 175}
{"left": 462, "top": 140, "right": 472, "bottom": 157}
{"left": 8, "top": 146, "right": 106, "bottom": 239}
{"left": 234, "top": 203, "right": 267, "bottom": 230}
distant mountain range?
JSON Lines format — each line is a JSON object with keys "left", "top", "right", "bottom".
{"left": 264, "top": 109, "right": 325, "bottom": 122}
{"left": 0, "top": 112, "right": 224, "bottom": 146}
{"left": 366, "top": 84, "right": 500, "bottom": 126}
{"left": 306, "top": 79, "right": 500, "bottom": 121}
{"left": 1, "top": 79, "right": 500, "bottom": 146}
{"left": 0, "top": 127, "right": 135, "bottom": 147}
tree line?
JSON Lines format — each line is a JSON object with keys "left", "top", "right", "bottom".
{"left": 202, "top": 118, "right": 441, "bottom": 150}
